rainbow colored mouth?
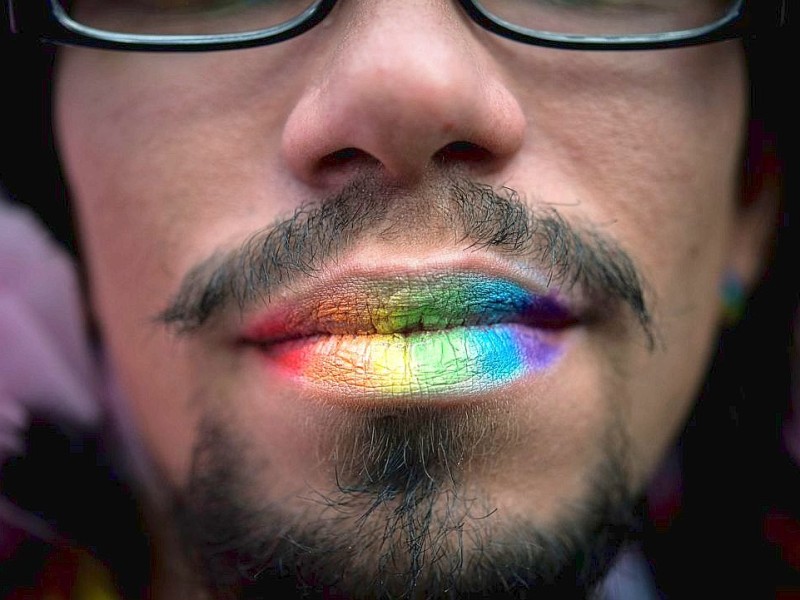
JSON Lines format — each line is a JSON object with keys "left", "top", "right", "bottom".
{"left": 269, "top": 325, "right": 559, "bottom": 396}
{"left": 256, "top": 274, "right": 568, "bottom": 397}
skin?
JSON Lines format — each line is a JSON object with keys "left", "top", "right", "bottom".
{"left": 54, "top": 0, "right": 777, "bottom": 596}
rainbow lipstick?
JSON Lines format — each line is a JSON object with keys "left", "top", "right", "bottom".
{"left": 248, "top": 273, "right": 571, "bottom": 398}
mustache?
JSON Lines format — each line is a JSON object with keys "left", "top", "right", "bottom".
{"left": 156, "top": 178, "right": 654, "bottom": 346}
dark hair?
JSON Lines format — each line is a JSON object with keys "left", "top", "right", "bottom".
{"left": 1, "top": 20, "right": 797, "bottom": 598}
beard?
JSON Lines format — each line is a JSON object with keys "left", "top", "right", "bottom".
{"left": 159, "top": 179, "right": 652, "bottom": 599}
{"left": 170, "top": 399, "right": 639, "bottom": 600}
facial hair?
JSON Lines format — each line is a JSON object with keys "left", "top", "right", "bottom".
{"left": 171, "top": 401, "right": 637, "bottom": 599}
{"left": 164, "top": 177, "right": 648, "bottom": 598}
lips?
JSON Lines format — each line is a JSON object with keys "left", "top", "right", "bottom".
{"left": 241, "top": 272, "right": 575, "bottom": 398}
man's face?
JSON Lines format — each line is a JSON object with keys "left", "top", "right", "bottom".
{"left": 54, "top": 1, "right": 768, "bottom": 595}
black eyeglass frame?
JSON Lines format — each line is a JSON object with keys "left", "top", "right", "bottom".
{"left": 5, "top": 0, "right": 789, "bottom": 52}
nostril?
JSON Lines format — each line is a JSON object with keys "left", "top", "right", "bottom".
{"left": 435, "top": 141, "right": 493, "bottom": 165}
{"left": 319, "top": 147, "right": 379, "bottom": 171}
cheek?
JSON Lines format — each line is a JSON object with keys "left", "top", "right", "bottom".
{"left": 54, "top": 43, "right": 326, "bottom": 256}
{"left": 507, "top": 42, "right": 747, "bottom": 319}
{"left": 54, "top": 45, "right": 322, "bottom": 326}
{"left": 53, "top": 49, "right": 304, "bottom": 481}
{"left": 494, "top": 42, "right": 747, "bottom": 321}
{"left": 498, "top": 43, "right": 747, "bottom": 478}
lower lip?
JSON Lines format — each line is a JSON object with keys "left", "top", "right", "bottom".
{"left": 263, "top": 324, "right": 562, "bottom": 398}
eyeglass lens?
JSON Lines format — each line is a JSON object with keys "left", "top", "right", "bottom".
{"left": 57, "top": 0, "right": 742, "bottom": 38}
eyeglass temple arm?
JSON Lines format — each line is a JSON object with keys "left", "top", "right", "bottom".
{"left": 5, "top": 0, "right": 61, "bottom": 38}
{"left": 3, "top": 0, "right": 18, "bottom": 34}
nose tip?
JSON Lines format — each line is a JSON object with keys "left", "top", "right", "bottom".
{"left": 280, "top": 4, "right": 526, "bottom": 186}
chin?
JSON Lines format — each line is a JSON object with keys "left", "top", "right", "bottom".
{"left": 167, "top": 383, "right": 638, "bottom": 600}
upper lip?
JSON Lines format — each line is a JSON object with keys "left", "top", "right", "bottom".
{"left": 239, "top": 269, "right": 579, "bottom": 347}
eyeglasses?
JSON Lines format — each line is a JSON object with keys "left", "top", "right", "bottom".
{"left": 6, "top": 0, "right": 788, "bottom": 52}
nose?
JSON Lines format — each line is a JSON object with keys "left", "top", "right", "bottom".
{"left": 281, "top": 0, "right": 526, "bottom": 186}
